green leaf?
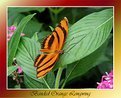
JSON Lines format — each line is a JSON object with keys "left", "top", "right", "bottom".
{"left": 24, "top": 74, "right": 46, "bottom": 88}
{"left": 24, "top": 71, "right": 55, "bottom": 89}
{"left": 31, "top": 32, "right": 39, "bottom": 41}
{"left": 8, "top": 13, "right": 36, "bottom": 67}
{"left": 23, "top": 20, "right": 42, "bottom": 37}
{"left": 8, "top": 66, "right": 18, "bottom": 76}
{"left": 54, "top": 8, "right": 113, "bottom": 69}
{"left": 14, "top": 84, "right": 21, "bottom": 89}
{"left": 49, "top": 26, "right": 54, "bottom": 31}
{"left": 16, "top": 37, "right": 52, "bottom": 88}
{"left": 16, "top": 37, "right": 41, "bottom": 81}
{"left": 66, "top": 40, "right": 108, "bottom": 84}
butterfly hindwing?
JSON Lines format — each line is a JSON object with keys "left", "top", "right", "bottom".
{"left": 35, "top": 53, "right": 59, "bottom": 78}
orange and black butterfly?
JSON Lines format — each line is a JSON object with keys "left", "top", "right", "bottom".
{"left": 34, "top": 17, "right": 68, "bottom": 78}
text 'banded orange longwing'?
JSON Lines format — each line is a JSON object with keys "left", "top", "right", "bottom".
{"left": 34, "top": 17, "right": 68, "bottom": 78}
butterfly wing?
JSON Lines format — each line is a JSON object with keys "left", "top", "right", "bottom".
{"left": 41, "top": 17, "right": 68, "bottom": 52}
{"left": 34, "top": 53, "right": 59, "bottom": 78}
{"left": 34, "top": 17, "right": 68, "bottom": 78}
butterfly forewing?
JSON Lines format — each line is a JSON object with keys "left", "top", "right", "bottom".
{"left": 41, "top": 17, "right": 68, "bottom": 51}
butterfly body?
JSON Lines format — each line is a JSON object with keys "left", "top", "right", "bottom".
{"left": 34, "top": 17, "right": 68, "bottom": 78}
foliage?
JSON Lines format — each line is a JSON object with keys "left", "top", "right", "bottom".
{"left": 8, "top": 7, "right": 113, "bottom": 89}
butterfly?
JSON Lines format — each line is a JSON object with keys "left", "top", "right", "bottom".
{"left": 34, "top": 17, "right": 68, "bottom": 78}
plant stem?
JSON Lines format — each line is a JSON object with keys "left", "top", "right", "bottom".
{"left": 54, "top": 67, "right": 63, "bottom": 88}
{"left": 42, "top": 78, "right": 51, "bottom": 89}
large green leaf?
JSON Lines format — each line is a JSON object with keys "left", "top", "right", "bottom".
{"left": 16, "top": 37, "right": 42, "bottom": 82}
{"left": 65, "top": 39, "right": 109, "bottom": 85}
{"left": 24, "top": 74, "right": 46, "bottom": 88}
{"left": 24, "top": 71, "right": 55, "bottom": 88}
{"left": 8, "top": 13, "right": 36, "bottom": 67}
{"left": 24, "top": 72, "right": 55, "bottom": 89}
{"left": 54, "top": 8, "right": 113, "bottom": 69}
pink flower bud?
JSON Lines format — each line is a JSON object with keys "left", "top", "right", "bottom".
{"left": 17, "top": 66, "right": 23, "bottom": 74}
{"left": 7, "top": 25, "right": 25, "bottom": 41}
{"left": 8, "top": 25, "right": 16, "bottom": 33}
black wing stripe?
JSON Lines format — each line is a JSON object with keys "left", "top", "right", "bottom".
{"left": 36, "top": 55, "right": 47, "bottom": 67}
{"left": 37, "top": 59, "right": 56, "bottom": 74}
{"left": 54, "top": 30, "right": 60, "bottom": 45}
{"left": 34, "top": 54, "right": 40, "bottom": 66}
{"left": 41, "top": 37, "right": 48, "bottom": 49}
{"left": 58, "top": 24, "right": 67, "bottom": 41}
{"left": 48, "top": 35, "right": 54, "bottom": 48}
{"left": 37, "top": 56, "right": 54, "bottom": 69}
{"left": 65, "top": 20, "right": 68, "bottom": 26}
